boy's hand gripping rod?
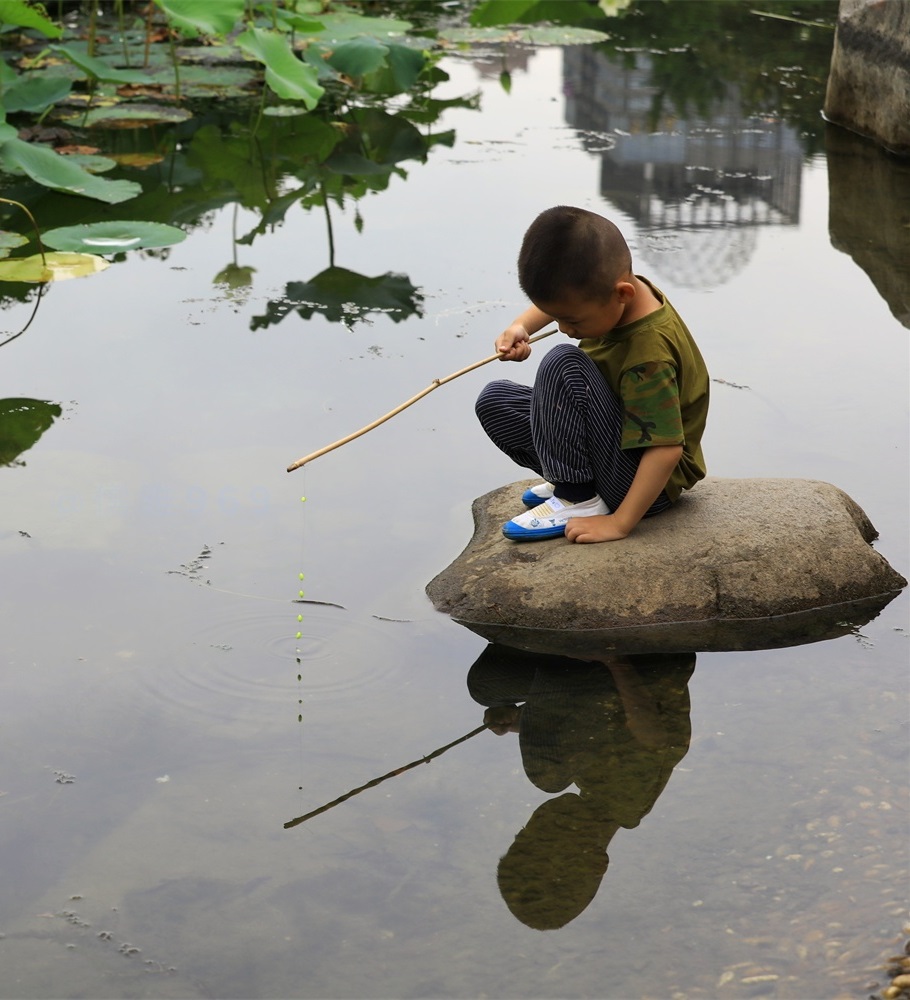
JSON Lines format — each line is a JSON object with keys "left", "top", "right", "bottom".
{"left": 286, "top": 328, "right": 557, "bottom": 472}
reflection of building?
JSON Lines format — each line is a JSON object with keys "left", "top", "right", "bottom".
{"left": 563, "top": 47, "right": 805, "bottom": 287}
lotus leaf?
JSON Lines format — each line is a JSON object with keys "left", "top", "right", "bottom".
{"left": 0, "top": 231, "right": 28, "bottom": 259}
{"left": 0, "top": 137, "right": 141, "bottom": 204}
{"left": 0, "top": 0, "right": 62, "bottom": 37}
{"left": 236, "top": 27, "right": 324, "bottom": 107}
{"left": 49, "top": 45, "right": 156, "bottom": 85}
{"left": 0, "top": 251, "right": 111, "bottom": 282}
{"left": 0, "top": 74, "right": 72, "bottom": 114}
{"left": 42, "top": 221, "right": 187, "bottom": 253}
{"left": 154, "top": 0, "right": 245, "bottom": 38}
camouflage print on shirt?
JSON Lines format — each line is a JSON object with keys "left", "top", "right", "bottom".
{"left": 620, "top": 362, "right": 684, "bottom": 449}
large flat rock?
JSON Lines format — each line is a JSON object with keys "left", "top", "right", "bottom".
{"left": 823, "top": 0, "right": 910, "bottom": 156}
{"left": 426, "top": 478, "right": 906, "bottom": 654}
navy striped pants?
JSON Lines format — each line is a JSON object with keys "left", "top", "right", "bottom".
{"left": 475, "top": 343, "right": 671, "bottom": 515}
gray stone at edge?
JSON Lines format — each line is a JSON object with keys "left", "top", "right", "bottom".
{"left": 426, "top": 478, "right": 907, "bottom": 655}
{"left": 823, "top": 0, "right": 910, "bottom": 156}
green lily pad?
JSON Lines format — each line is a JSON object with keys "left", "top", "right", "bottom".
{"left": 300, "top": 11, "right": 412, "bottom": 42}
{"left": 74, "top": 103, "right": 195, "bottom": 128}
{"left": 0, "top": 231, "right": 29, "bottom": 260}
{"left": 42, "top": 221, "right": 187, "bottom": 253}
{"left": 0, "top": 252, "right": 111, "bottom": 282}
{"left": 58, "top": 153, "right": 118, "bottom": 174}
{"left": 263, "top": 105, "right": 310, "bottom": 118}
{"left": 439, "top": 25, "right": 609, "bottom": 45}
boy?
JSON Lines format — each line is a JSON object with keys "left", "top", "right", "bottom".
{"left": 476, "top": 206, "right": 709, "bottom": 542}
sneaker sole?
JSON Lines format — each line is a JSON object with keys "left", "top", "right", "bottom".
{"left": 502, "top": 521, "right": 566, "bottom": 541}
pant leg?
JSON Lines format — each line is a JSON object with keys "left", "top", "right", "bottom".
{"left": 530, "top": 343, "right": 671, "bottom": 516}
{"left": 475, "top": 378, "right": 545, "bottom": 478}
{"left": 475, "top": 344, "right": 671, "bottom": 516}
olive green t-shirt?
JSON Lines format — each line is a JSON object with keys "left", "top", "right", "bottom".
{"left": 579, "top": 277, "right": 709, "bottom": 502}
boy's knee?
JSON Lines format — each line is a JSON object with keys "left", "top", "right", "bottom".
{"left": 536, "top": 342, "right": 586, "bottom": 379}
{"left": 475, "top": 380, "right": 510, "bottom": 418}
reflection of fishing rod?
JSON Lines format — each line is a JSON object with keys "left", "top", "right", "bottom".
{"left": 286, "top": 328, "right": 558, "bottom": 472}
{"left": 284, "top": 724, "right": 489, "bottom": 829}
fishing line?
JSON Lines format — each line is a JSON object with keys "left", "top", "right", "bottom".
{"left": 295, "top": 473, "right": 308, "bottom": 792}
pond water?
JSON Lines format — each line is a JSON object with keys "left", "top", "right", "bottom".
{"left": 1, "top": 9, "right": 908, "bottom": 1000}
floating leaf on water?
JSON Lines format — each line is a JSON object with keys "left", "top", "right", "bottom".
{"left": 0, "top": 252, "right": 111, "bottom": 283}
{"left": 55, "top": 152, "right": 118, "bottom": 174}
{"left": 0, "top": 231, "right": 29, "bottom": 260}
{"left": 42, "top": 221, "right": 187, "bottom": 253}
{"left": 298, "top": 11, "right": 412, "bottom": 42}
{"left": 263, "top": 105, "right": 310, "bottom": 118}
{"left": 439, "top": 25, "right": 609, "bottom": 45}
{"left": 74, "top": 103, "right": 195, "bottom": 128}
{"left": 139, "top": 62, "right": 261, "bottom": 98}
{"left": 105, "top": 152, "right": 166, "bottom": 168}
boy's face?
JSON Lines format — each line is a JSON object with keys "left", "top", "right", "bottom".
{"left": 535, "top": 285, "right": 630, "bottom": 340}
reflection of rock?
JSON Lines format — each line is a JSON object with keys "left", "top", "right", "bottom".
{"left": 826, "top": 125, "right": 910, "bottom": 328}
{"left": 426, "top": 478, "right": 906, "bottom": 655}
{"left": 823, "top": 0, "right": 910, "bottom": 156}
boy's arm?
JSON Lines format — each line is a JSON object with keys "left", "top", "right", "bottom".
{"left": 564, "top": 444, "right": 682, "bottom": 544}
{"left": 495, "top": 304, "right": 553, "bottom": 362}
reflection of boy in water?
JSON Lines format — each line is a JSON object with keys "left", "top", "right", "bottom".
{"left": 468, "top": 645, "right": 694, "bottom": 930}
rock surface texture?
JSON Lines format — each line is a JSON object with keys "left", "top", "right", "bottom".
{"left": 823, "top": 0, "right": 910, "bottom": 155}
{"left": 426, "top": 478, "right": 907, "bottom": 654}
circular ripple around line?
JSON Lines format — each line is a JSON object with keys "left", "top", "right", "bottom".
{"left": 138, "top": 605, "right": 407, "bottom": 723}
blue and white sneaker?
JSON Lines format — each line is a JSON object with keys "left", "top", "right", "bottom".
{"left": 502, "top": 495, "right": 609, "bottom": 542}
{"left": 521, "top": 481, "right": 555, "bottom": 507}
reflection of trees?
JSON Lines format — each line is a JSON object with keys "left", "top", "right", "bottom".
{"left": 0, "top": 86, "right": 476, "bottom": 321}
{"left": 251, "top": 267, "right": 423, "bottom": 331}
{"left": 468, "top": 643, "right": 694, "bottom": 930}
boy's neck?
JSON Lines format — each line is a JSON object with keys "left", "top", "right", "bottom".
{"left": 618, "top": 275, "right": 662, "bottom": 327}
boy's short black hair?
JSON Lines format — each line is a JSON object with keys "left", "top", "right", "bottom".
{"left": 517, "top": 206, "right": 633, "bottom": 303}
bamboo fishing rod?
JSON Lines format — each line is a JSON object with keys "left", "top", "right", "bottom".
{"left": 286, "top": 328, "right": 558, "bottom": 472}
{"left": 284, "top": 723, "right": 489, "bottom": 829}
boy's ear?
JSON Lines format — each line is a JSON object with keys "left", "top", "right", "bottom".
{"left": 615, "top": 279, "right": 636, "bottom": 303}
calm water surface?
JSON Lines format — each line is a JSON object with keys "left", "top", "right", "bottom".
{"left": 1, "top": 29, "right": 908, "bottom": 1000}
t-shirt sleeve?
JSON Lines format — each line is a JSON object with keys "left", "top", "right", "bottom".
{"left": 619, "top": 362, "right": 684, "bottom": 449}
